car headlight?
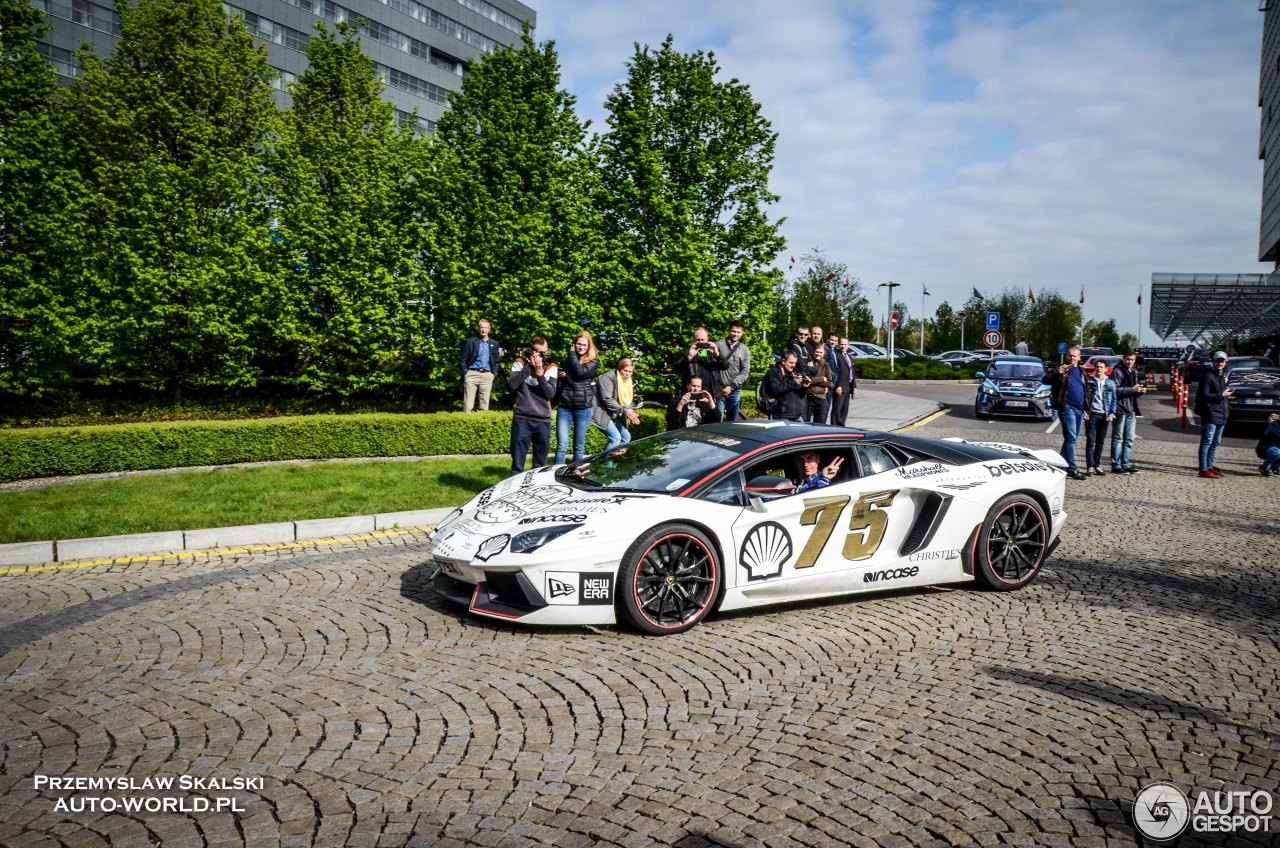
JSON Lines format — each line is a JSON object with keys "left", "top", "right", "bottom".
{"left": 510, "top": 524, "right": 580, "bottom": 553}
{"left": 1034, "top": 389, "right": 1050, "bottom": 399}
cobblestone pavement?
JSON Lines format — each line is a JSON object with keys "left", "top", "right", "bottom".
{"left": 1, "top": 424, "right": 1277, "bottom": 847}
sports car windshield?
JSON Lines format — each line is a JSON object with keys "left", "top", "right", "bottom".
{"left": 559, "top": 431, "right": 743, "bottom": 493}
{"left": 989, "top": 363, "right": 1045, "bottom": 380}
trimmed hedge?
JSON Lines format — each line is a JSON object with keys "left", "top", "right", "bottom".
{"left": 0, "top": 410, "right": 667, "bottom": 483}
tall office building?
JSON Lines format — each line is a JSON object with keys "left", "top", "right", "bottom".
{"left": 1260, "top": 0, "right": 1280, "bottom": 262}
{"left": 29, "top": 0, "right": 536, "bottom": 133}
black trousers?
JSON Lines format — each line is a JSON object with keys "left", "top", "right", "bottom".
{"left": 511, "top": 415, "right": 550, "bottom": 475}
{"left": 830, "top": 387, "right": 851, "bottom": 427}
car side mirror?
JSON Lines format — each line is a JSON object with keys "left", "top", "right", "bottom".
{"left": 974, "top": 371, "right": 984, "bottom": 379}
{"left": 744, "top": 475, "right": 793, "bottom": 510}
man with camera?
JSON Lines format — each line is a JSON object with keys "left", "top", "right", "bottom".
{"left": 507, "top": 335, "right": 559, "bottom": 475}
{"left": 763, "top": 350, "right": 811, "bottom": 422}
{"left": 679, "top": 327, "right": 728, "bottom": 403}
{"left": 666, "top": 376, "right": 722, "bottom": 430}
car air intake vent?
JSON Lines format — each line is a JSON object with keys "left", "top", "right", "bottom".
{"left": 899, "top": 492, "right": 952, "bottom": 556}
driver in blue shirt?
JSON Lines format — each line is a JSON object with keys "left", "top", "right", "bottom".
{"left": 794, "top": 451, "right": 844, "bottom": 494}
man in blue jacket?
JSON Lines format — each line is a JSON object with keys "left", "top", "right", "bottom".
{"left": 460, "top": 318, "right": 502, "bottom": 412}
{"left": 1083, "top": 362, "right": 1117, "bottom": 476}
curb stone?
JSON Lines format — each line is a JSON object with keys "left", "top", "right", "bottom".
{"left": 0, "top": 508, "right": 455, "bottom": 569}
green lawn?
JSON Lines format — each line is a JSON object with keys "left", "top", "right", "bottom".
{"left": 0, "top": 457, "right": 510, "bottom": 544}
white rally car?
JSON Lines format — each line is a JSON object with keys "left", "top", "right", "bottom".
{"left": 427, "top": 422, "right": 1068, "bottom": 635}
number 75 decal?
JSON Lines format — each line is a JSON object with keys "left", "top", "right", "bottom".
{"left": 795, "top": 490, "right": 898, "bottom": 569}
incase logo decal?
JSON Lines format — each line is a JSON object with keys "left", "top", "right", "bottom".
{"left": 895, "top": 463, "right": 949, "bottom": 479}
{"left": 519, "top": 514, "right": 588, "bottom": 525}
{"left": 984, "top": 460, "right": 1048, "bottom": 477}
{"left": 863, "top": 565, "right": 919, "bottom": 583}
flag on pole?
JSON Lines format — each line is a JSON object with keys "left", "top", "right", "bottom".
{"left": 807, "top": 266, "right": 815, "bottom": 276}
{"left": 1079, "top": 287, "right": 1085, "bottom": 304}
{"left": 844, "top": 275, "right": 850, "bottom": 286}
{"left": 1027, "top": 288, "right": 1035, "bottom": 303}
{"left": 1137, "top": 291, "right": 1142, "bottom": 305}
{"left": 923, "top": 285, "right": 931, "bottom": 297}
{"left": 789, "top": 256, "right": 795, "bottom": 265}
{"left": 825, "top": 273, "right": 834, "bottom": 282}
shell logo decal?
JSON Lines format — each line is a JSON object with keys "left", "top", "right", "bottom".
{"left": 740, "top": 522, "right": 793, "bottom": 581}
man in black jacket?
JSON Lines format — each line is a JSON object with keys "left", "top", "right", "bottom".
{"left": 764, "top": 351, "right": 810, "bottom": 422}
{"left": 460, "top": 318, "right": 502, "bottom": 412}
{"left": 1109, "top": 351, "right": 1148, "bottom": 474}
{"left": 1194, "top": 351, "right": 1234, "bottom": 477}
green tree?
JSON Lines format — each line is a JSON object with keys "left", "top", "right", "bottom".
{"left": 423, "top": 34, "right": 605, "bottom": 386}
{"left": 598, "top": 35, "right": 785, "bottom": 356}
{"left": 1024, "top": 291, "right": 1082, "bottom": 360}
{"left": 770, "top": 250, "right": 870, "bottom": 348}
{"left": 1083, "top": 318, "right": 1122, "bottom": 351}
{"left": 0, "top": 0, "right": 77, "bottom": 395}
{"left": 929, "top": 302, "right": 960, "bottom": 353}
{"left": 271, "top": 22, "right": 427, "bottom": 398}
{"left": 61, "top": 0, "right": 281, "bottom": 400}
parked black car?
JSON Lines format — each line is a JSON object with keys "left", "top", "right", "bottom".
{"left": 1226, "top": 366, "right": 1280, "bottom": 423}
{"left": 1174, "top": 349, "right": 1215, "bottom": 384}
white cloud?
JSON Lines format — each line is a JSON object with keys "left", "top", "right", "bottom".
{"left": 533, "top": 0, "right": 1269, "bottom": 342}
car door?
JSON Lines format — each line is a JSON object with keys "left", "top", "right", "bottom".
{"left": 728, "top": 443, "right": 919, "bottom": 600}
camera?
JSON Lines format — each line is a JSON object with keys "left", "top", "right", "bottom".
{"left": 696, "top": 341, "right": 713, "bottom": 350}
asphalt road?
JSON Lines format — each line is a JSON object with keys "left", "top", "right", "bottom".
{"left": 1, "top": 399, "right": 1276, "bottom": 848}
{"left": 886, "top": 381, "right": 1265, "bottom": 451}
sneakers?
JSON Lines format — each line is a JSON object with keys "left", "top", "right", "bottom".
{"left": 1124, "top": 467, "right": 1140, "bottom": 474}
{"left": 1093, "top": 467, "right": 1106, "bottom": 476}
{"left": 1069, "top": 470, "right": 1088, "bottom": 480}
{"left": 1198, "top": 469, "right": 1223, "bottom": 478}
{"left": 1262, "top": 463, "right": 1273, "bottom": 477}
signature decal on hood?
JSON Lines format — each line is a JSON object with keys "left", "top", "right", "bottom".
{"left": 476, "top": 485, "right": 573, "bottom": 523}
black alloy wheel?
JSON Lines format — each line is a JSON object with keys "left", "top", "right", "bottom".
{"left": 975, "top": 494, "right": 1048, "bottom": 590}
{"left": 618, "top": 523, "right": 721, "bottom": 635}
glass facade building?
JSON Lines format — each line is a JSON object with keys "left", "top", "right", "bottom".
{"left": 1260, "top": 1, "right": 1280, "bottom": 261}
{"left": 29, "top": 0, "right": 536, "bottom": 132}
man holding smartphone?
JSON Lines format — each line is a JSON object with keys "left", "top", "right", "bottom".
{"left": 666, "top": 376, "right": 722, "bottom": 430}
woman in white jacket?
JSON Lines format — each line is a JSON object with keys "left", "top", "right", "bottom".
{"left": 592, "top": 358, "right": 641, "bottom": 450}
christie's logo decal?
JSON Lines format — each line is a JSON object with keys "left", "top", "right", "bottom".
{"left": 863, "top": 565, "right": 919, "bottom": 583}
{"left": 984, "top": 460, "right": 1048, "bottom": 477}
{"left": 908, "top": 549, "right": 960, "bottom": 562}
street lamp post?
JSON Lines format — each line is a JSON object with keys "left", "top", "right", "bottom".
{"left": 877, "top": 281, "right": 900, "bottom": 371}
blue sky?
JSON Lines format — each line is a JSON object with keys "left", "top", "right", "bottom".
{"left": 531, "top": 0, "right": 1269, "bottom": 344}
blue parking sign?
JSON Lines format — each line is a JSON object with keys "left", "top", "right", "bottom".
{"left": 986, "top": 311, "right": 1000, "bottom": 331}
{"left": 1058, "top": 341, "right": 1068, "bottom": 354}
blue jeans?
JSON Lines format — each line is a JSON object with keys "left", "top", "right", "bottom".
{"left": 556, "top": 406, "right": 593, "bottom": 464}
{"left": 510, "top": 415, "right": 550, "bottom": 475}
{"left": 1198, "top": 418, "right": 1224, "bottom": 471}
{"left": 1059, "top": 406, "right": 1084, "bottom": 472}
{"left": 1263, "top": 444, "right": 1280, "bottom": 471}
{"left": 1084, "top": 414, "right": 1110, "bottom": 470}
{"left": 717, "top": 388, "right": 742, "bottom": 422}
{"left": 1110, "top": 413, "right": 1136, "bottom": 469}
{"left": 604, "top": 418, "right": 632, "bottom": 451}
